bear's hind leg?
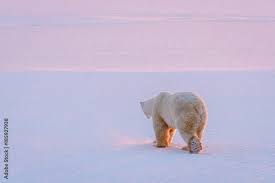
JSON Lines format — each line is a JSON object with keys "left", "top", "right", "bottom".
{"left": 179, "top": 130, "right": 202, "bottom": 153}
{"left": 177, "top": 114, "right": 202, "bottom": 153}
{"left": 196, "top": 122, "right": 206, "bottom": 140}
{"left": 188, "top": 136, "right": 202, "bottom": 153}
{"left": 153, "top": 116, "right": 170, "bottom": 148}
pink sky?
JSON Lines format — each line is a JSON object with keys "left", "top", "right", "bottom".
{"left": 1, "top": 0, "right": 275, "bottom": 71}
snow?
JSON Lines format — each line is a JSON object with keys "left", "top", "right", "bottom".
{"left": 1, "top": 18, "right": 275, "bottom": 71}
{"left": 0, "top": 71, "right": 275, "bottom": 183}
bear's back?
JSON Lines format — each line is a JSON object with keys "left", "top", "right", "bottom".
{"left": 170, "top": 92, "right": 206, "bottom": 119}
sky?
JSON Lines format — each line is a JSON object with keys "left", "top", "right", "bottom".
{"left": 0, "top": 0, "right": 275, "bottom": 71}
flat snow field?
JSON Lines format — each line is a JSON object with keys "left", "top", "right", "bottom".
{"left": 0, "top": 71, "right": 275, "bottom": 183}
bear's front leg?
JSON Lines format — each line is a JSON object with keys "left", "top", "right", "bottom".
{"left": 168, "top": 128, "right": 176, "bottom": 145}
{"left": 153, "top": 128, "right": 175, "bottom": 146}
{"left": 153, "top": 116, "right": 170, "bottom": 148}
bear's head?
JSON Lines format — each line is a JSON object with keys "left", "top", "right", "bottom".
{"left": 140, "top": 98, "right": 154, "bottom": 119}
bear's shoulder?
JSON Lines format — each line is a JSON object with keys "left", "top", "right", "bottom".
{"left": 158, "top": 91, "right": 170, "bottom": 97}
{"left": 172, "top": 92, "right": 200, "bottom": 102}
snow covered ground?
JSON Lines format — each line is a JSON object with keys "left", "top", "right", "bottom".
{"left": 1, "top": 1, "right": 275, "bottom": 181}
{"left": 1, "top": 15, "right": 275, "bottom": 72}
{"left": 0, "top": 71, "right": 275, "bottom": 183}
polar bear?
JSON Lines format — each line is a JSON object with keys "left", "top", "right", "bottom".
{"left": 140, "top": 92, "right": 207, "bottom": 153}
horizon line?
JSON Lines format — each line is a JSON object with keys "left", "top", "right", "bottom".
{"left": 0, "top": 67, "right": 274, "bottom": 73}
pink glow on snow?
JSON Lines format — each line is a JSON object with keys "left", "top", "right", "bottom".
{"left": 114, "top": 136, "right": 153, "bottom": 147}
{"left": 1, "top": 0, "right": 275, "bottom": 17}
{"left": 1, "top": 0, "right": 275, "bottom": 72}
